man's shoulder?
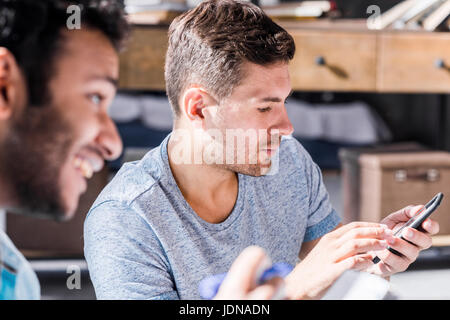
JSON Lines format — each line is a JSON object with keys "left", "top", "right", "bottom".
{"left": 261, "top": 135, "right": 319, "bottom": 186}
{"left": 277, "top": 135, "right": 309, "bottom": 169}
{"left": 0, "top": 230, "right": 40, "bottom": 299}
{"left": 280, "top": 135, "right": 307, "bottom": 155}
{"left": 90, "top": 148, "right": 167, "bottom": 211}
{"left": 0, "top": 229, "right": 23, "bottom": 271}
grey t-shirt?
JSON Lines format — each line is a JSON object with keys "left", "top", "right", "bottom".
{"left": 84, "top": 134, "right": 340, "bottom": 300}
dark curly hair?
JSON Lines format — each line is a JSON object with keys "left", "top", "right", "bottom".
{"left": 165, "top": 0, "right": 295, "bottom": 117}
{"left": 0, "top": 0, "right": 129, "bottom": 107}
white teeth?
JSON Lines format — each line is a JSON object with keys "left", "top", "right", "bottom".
{"left": 82, "top": 161, "right": 94, "bottom": 179}
{"left": 74, "top": 157, "right": 93, "bottom": 179}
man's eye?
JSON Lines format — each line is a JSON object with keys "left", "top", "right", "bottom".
{"left": 257, "top": 107, "right": 271, "bottom": 113}
{"left": 89, "top": 94, "right": 103, "bottom": 105}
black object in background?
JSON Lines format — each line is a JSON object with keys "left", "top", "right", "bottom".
{"left": 280, "top": 0, "right": 404, "bottom": 18}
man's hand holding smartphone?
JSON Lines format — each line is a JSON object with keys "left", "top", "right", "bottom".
{"left": 366, "top": 203, "right": 440, "bottom": 277}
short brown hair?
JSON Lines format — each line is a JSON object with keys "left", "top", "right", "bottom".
{"left": 165, "top": 0, "right": 295, "bottom": 117}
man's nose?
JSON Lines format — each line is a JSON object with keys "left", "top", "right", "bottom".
{"left": 277, "top": 106, "right": 294, "bottom": 136}
{"left": 95, "top": 112, "right": 123, "bottom": 161}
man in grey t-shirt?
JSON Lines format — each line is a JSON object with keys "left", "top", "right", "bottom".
{"left": 84, "top": 0, "right": 439, "bottom": 300}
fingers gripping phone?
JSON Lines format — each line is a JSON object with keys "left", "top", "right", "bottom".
{"left": 372, "top": 192, "right": 444, "bottom": 264}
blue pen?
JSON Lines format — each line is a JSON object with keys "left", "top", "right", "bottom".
{"left": 198, "top": 262, "right": 293, "bottom": 300}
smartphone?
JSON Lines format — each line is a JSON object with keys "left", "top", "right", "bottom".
{"left": 372, "top": 192, "right": 444, "bottom": 264}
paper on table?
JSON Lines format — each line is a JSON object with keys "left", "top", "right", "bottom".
{"left": 321, "top": 270, "right": 399, "bottom": 300}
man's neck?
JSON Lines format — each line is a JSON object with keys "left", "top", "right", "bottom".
{"left": 167, "top": 134, "right": 239, "bottom": 224}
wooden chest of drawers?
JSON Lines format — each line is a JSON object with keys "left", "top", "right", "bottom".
{"left": 118, "top": 20, "right": 450, "bottom": 94}
{"left": 378, "top": 33, "right": 450, "bottom": 93}
{"left": 289, "top": 30, "right": 377, "bottom": 91}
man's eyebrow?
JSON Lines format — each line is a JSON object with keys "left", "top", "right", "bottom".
{"left": 259, "top": 90, "right": 293, "bottom": 103}
{"left": 88, "top": 76, "right": 119, "bottom": 88}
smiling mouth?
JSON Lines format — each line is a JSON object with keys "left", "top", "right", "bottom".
{"left": 74, "top": 156, "right": 94, "bottom": 179}
{"left": 72, "top": 146, "right": 105, "bottom": 180}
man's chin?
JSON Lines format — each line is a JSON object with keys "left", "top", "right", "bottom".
{"left": 258, "top": 164, "right": 273, "bottom": 176}
{"left": 9, "top": 187, "right": 73, "bottom": 222}
{"left": 49, "top": 193, "right": 80, "bottom": 222}
{"left": 60, "top": 200, "right": 80, "bottom": 221}
{"left": 224, "top": 161, "right": 273, "bottom": 177}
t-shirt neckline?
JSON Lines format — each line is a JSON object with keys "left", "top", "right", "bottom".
{"left": 159, "top": 133, "right": 246, "bottom": 231}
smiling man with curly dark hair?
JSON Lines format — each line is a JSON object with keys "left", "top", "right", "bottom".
{"left": 0, "top": 0, "right": 128, "bottom": 299}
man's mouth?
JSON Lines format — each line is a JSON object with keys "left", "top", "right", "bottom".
{"left": 74, "top": 156, "right": 93, "bottom": 179}
{"left": 261, "top": 145, "right": 280, "bottom": 155}
{"left": 73, "top": 154, "right": 104, "bottom": 179}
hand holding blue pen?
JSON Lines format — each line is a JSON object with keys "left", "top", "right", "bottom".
{"left": 199, "top": 262, "right": 293, "bottom": 300}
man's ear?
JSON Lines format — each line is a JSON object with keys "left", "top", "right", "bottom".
{"left": 181, "top": 87, "right": 204, "bottom": 121}
{"left": 0, "top": 48, "right": 23, "bottom": 120}
{"left": 181, "top": 87, "right": 218, "bottom": 125}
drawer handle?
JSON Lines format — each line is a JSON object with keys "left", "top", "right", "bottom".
{"left": 435, "top": 59, "right": 447, "bottom": 70}
{"left": 394, "top": 169, "right": 440, "bottom": 182}
{"left": 315, "top": 56, "right": 326, "bottom": 66}
{"left": 315, "top": 55, "right": 349, "bottom": 79}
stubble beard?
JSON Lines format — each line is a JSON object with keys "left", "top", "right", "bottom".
{"left": 0, "top": 105, "right": 74, "bottom": 221}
